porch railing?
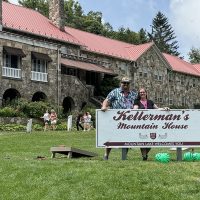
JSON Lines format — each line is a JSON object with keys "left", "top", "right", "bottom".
{"left": 2, "top": 66, "right": 21, "bottom": 79}
{"left": 31, "top": 71, "right": 48, "bottom": 82}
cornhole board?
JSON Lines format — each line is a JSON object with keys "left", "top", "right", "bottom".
{"left": 50, "top": 146, "right": 98, "bottom": 159}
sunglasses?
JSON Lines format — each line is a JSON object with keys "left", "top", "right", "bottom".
{"left": 121, "top": 82, "right": 130, "bottom": 85}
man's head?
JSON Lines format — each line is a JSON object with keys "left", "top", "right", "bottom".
{"left": 120, "top": 76, "right": 131, "bottom": 91}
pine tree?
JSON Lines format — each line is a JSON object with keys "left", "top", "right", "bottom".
{"left": 138, "top": 28, "right": 149, "bottom": 44}
{"left": 149, "top": 11, "right": 180, "bottom": 56}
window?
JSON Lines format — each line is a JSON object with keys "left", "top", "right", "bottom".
{"left": 180, "top": 76, "right": 184, "bottom": 85}
{"left": 144, "top": 72, "right": 148, "bottom": 78}
{"left": 169, "top": 73, "right": 173, "bottom": 83}
{"left": 192, "top": 78, "right": 196, "bottom": 87}
{"left": 154, "top": 71, "right": 158, "bottom": 80}
{"left": 155, "top": 92, "right": 163, "bottom": 103}
{"left": 182, "top": 97, "right": 186, "bottom": 107}
{"left": 2, "top": 47, "right": 25, "bottom": 79}
{"left": 61, "top": 66, "right": 77, "bottom": 76}
{"left": 3, "top": 52, "right": 21, "bottom": 68}
{"left": 159, "top": 97, "right": 163, "bottom": 103}
{"left": 143, "top": 69, "right": 148, "bottom": 78}
{"left": 31, "top": 52, "right": 51, "bottom": 82}
{"left": 32, "top": 59, "right": 47, "bottom": 73}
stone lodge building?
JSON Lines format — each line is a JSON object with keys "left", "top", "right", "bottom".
{"left": 0, "top": 0, "right": 200, "bottom": 113}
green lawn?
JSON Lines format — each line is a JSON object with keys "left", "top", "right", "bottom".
{"left": 1, "top": 130, "right": 200, "bottom": 200}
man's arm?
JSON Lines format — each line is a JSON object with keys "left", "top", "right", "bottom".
{"left": 101, "top": 98, "right": 109, "bottom": 111}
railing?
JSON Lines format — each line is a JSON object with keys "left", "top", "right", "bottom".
{"left": 31, "top": 71, "right": 48, "bottom": 82}
{"left": 2, "top": 67, "right": 21, "bottom": 79}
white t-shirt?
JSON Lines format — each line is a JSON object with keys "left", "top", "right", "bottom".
{"left": 43, "top": 113, "right": 50, "bottom": 121}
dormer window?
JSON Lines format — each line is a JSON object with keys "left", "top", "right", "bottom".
{"left": 2, "top": 46, "right": 25, "bottom": 79}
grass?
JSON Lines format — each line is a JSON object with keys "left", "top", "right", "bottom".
{"left": 1, "top": 130, "right": 200, "bottom": 200}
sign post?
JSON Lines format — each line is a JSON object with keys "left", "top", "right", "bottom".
{"left": 96, "top": 109, "right": 200, "bottom": 160}
{"left": 67, "top": 115, "right": 72, "bottom": 131}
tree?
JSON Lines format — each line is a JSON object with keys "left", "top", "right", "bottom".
{"left": 19, "top": 0, "right": 49, "bottom": 17}
{"left": 82, "top": 11, "right": 104, "bottom": 35}
{"left": 188, "top": 47, "right": 200, "bottom": 64}
{"left": 99, "top": 76, "right": 120, "bottom": 97}
{"left": 149, "top": 11, "right": 180, "bottom": 56}
{"left": 138, "top": 28, "right": 149, "bottom": 44}
{"left": 65, "top": 0, "right": 85, "bottom": 29}
{"left": 112, "top": 27, "right": 144, "bottom": 45}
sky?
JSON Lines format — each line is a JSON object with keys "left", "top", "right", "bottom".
{"left": 9, "top": 0, "right": 200, "bottom": 61}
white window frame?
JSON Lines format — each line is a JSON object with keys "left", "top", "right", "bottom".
{"left": 2, "top": 53, "right": 22, "bottom": 79}
{"left": 31, "top": 58, "right": 48, "bottom": 82}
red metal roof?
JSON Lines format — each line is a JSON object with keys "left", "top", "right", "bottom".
{"left": 193, "top": 64, "right": 200, "bottom": 73}
{"left": 61, "top": 58, "right": 116, "bottom": 75}
{"left": 3, "top": 2, "right": 200, "bottom": 77}
{"left": 66, "top": 27, "right": 154, "bottom": 61}
{"left": 163, "top": 53, "right": 200, "bottom": 77}
{"left": 2, "top": 2, "right": 153, "bottom": 62}
{"left": 2, "top": 2, "right": 81, "bottom": 45}
{"left": 125, "top": 42, "right": 154, "bottom": 60}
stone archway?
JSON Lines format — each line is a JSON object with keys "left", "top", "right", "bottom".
{"left": 3, "top": 88, "right": 21, "bottom": 106}
{"left": 32, "top": 92, "right": 47, "bottom": 102}
{"left": 62, "top": 96, "right": 75, "bottom": 114}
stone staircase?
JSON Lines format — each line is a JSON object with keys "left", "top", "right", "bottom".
{"left": 89, "top": 96, "right": 104, "bottom": 108}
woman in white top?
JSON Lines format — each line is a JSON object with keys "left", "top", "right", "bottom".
{"left": 41, "top": 110, "right": 50, "bottom": 131}
{"left": 83, "top": 112, "right": 92, "bottom": 131}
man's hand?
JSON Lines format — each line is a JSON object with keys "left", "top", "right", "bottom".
{"left": 159, "top": 107, "right": 170, "bottom": 111}
{"left": 101, "top": 106, "right": 108, "bottom": 112}
{"left": 101, "top": 99, "right": 109, "bottom": 112}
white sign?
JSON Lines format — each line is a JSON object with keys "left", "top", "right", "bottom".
{"left": 26, "top": 118, "right": 32, "bottom": 133}
{"left": 96, "top": 109, "right": 200, "bottom": 148}
{"left": 67, "top": 115, "right": 73, "bottom": 131}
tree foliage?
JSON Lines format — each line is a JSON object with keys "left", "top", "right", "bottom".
{"left": 19, "top": 0, "right": 49, "bottom": 17}
{"left": 149, "top": 11, "right": 180, "bottom": 56}
{"left": 188, "top": 47, "right": 200, "bottom": 64}
{"left": 99, "top": 76, "right": 120, "bottom": 97}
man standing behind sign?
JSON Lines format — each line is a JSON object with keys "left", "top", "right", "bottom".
{"left": 101, "top": 77, "right": 138, "bottom": 160}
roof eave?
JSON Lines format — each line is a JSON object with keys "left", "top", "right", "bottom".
{"left": 3, "top": 26, "right": 82, "bottom": 47}
{"left": 80, "top": 48, "right": 133, "bottom": 62}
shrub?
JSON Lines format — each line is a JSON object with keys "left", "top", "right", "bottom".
{"left": 33, "top": 124, "right": 43, "bottom": 131}
{"left": 0, "top": 107, "right": 19, "bottom": 117}
{"left": 57, "top": 122, "right": 67, "bottom": 130}
{"left": 0, "top": 124, "right": 26, "bottom": 131}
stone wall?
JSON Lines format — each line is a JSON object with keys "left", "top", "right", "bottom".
{"left": 0, "top": 117, "right": 38, "bottom": 125}
{"left": 0, "top": 38, "right": 59, "bottom": 105}
{"left": 0, "top": 117, "right": 26, "bottom": 124}
{"left": 61, "top": 75, "right": 89, "bottom": 110}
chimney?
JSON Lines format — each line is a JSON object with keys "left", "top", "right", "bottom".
{"left": 49, "top": 0, "right": 65, "bottom": 31}
{"left": 0, "top": 0, "right": 2, "bottom": 31}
